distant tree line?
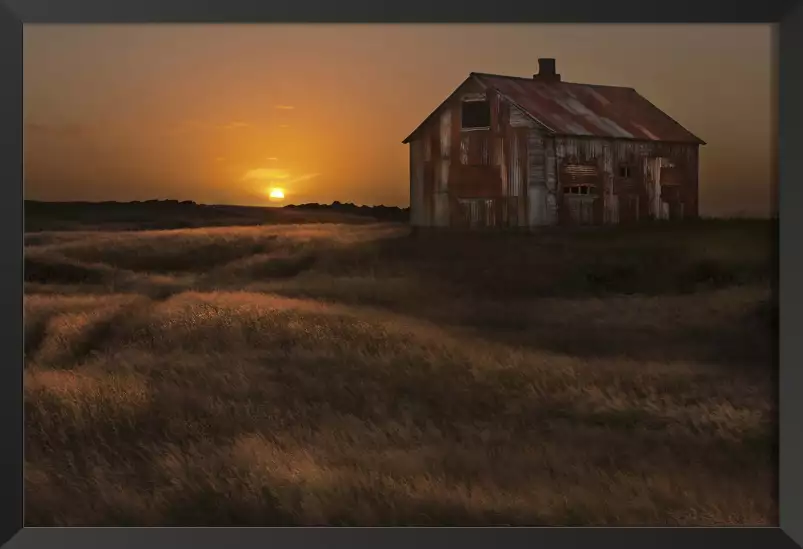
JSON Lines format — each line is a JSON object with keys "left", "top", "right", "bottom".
{"left": 24, "top": 199, "right": 410, "bottom": 232}
{"left": 284, "top": 201, "right": 409, "bottom": 222}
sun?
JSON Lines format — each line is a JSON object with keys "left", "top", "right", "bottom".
{"left": 268, "top": 188, "right": 285, "bottom": 201}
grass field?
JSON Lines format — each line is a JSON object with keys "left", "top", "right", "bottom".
{"left": 24, "top": 218, "right": 777, "bottom": 526}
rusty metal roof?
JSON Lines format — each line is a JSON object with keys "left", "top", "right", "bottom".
{"left": 402, "top": 73, "right": 705, "bottom": 145}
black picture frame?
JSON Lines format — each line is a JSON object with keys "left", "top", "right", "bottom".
{"left": 2, "top": 1, "right": 800, "bottom": 547}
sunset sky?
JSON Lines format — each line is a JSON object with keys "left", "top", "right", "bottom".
{"left": 24, "top": 24, "right": 773, "bottom": 216}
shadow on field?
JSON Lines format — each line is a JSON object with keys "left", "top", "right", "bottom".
{"left": 260, "top": 221, "right": 775, "bottom": 371}
{"left": 428, "top": 300, "right": 774, "bottom": 372}
{"left": 23, "top": 219, "right": 777, "bottom": 526}
{"left": 326, "top": 221, "right": 772, "bottom": 299}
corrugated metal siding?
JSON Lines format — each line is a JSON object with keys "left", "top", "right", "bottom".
{"left": 430, "top": 110, "right": 452, "bottom": 223}
{"left": 508, "top": 131, "right": 522, "bottom": 197}
{"left": 433, "top": 192, "right": 450, "bottom": 226}
{"left": 460, "top": 131, "right": 491, "bottom": 166}
{"left": 527, "top": 132, "right": 546, "bottom": 188}
{"left": 544, "top": 136, "right": 559, "bottom": 224}
{"left": 606, "top": 194, "right": 620, "bottom": 224}
{"left": 410, "top": 138, "right": 425, "bottom": 226}
{"left": 496, "top": 133, "right": 508, "bottom": 196}
{"left": 493, "top": 136, "right": 504, "bottom": 169}
{"left": 555, "top": 136, "right": 697, "bottom": 165}
{"left": 440, "top": 110, "right": 452, "bottom": 158}
{"left": 438, "top": 160, "right": 450, "bottom": 193}
{"left": 645, "top": 156, "right": 663, "bottom": 219}
{"left": 598, "top": 141, "right": 617, "bottom": 224}
{"left": 433, "top": 158, "right": 442, "bottom": 192}
{"left": 528, "top": 185, "right": 548, "bottom": 226}
{"left": 423, "top": 160, "right": 435, "bottom": 225}
{"left": 457, "top": 198, "right": 497, "bottom": 228}
{"left": 552, "top": 136, "right": 699, "bottom": 224}
{"left": 527, "top": 130, "right": 549, "bottom": 226}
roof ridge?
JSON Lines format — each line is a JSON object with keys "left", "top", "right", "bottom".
{"left": 470, "top": 72, "right": 635, "bottom": 91}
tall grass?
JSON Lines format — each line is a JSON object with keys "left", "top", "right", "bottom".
{"left": 24, "top": 219, "right": 776, "bottom": 526}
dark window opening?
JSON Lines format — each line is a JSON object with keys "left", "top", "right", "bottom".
{"left": 563, "top": 185, "right": 597, "bottom": 196}
{"left": 461, "top": 100, "right": 491, "bottom": 129}
{"left": 619, "top": 165, "right": 633, "bottom": 178}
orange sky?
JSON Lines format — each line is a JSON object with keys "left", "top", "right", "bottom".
{"left": 23, "top": 24, "right": 774, "bottom": 216}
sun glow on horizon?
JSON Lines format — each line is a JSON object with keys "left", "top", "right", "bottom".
{"left": 242, "top": 168, "right": 321, "bottom": 203}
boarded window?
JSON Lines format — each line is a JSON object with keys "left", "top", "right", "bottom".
{"left": 660, "top": 166, "right": 684, "bottom": 187}
{"left": 562, "top": 164, "right": 600, "bottom": 186}
{"left": 461, "top": 100, "right": 491, "bottom": 129}
{"left": 564, "top": 164, "right": 598, "bottom": 177}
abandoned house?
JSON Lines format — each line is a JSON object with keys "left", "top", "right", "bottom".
{"left": 402, "top": 58, "right": 705, "bottom": 228}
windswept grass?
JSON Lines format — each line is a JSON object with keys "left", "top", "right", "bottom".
{"left": 24, "top": 219, "right": 776, "bottom": 526}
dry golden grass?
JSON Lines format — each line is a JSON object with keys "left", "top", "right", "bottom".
{"left": 24, "top": 220, "right": 776, "bottom": 526}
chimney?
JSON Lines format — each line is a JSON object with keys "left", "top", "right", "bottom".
{"left": 534, "top": 58, "right": 561, "bottom": 82}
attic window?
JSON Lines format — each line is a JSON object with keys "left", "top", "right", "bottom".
{"left": 461, "top": 100, "right": 491, "bottom": 130}
{"left": 619, "top": 165, "right": 634, "bottom": 178}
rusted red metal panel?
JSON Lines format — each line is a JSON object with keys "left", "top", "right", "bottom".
{"left": 448, "top": 165, "right": 503, "bottom": 198}
{"left": 660, "top": 166, "right": 685, "bottom": 186}
{"left": 472, "top": 73, "right": 704, "bottom": 145}
{"left": 460, "top": 131, "right": 491, "bottom": 166}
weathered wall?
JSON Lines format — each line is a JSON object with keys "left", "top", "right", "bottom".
{"left": 407, "top": 78, "right": 532, "bottom": 229}
{"left": 409, "top": 138, "right": 424, "bottom": 226}
{"left": 551, "top": 136, "right": 700, "bottom": 225}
